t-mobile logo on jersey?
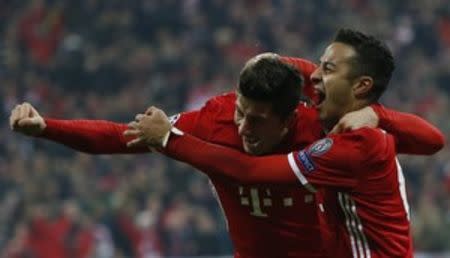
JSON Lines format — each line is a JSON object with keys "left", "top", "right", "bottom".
{"left": 239, "top": 186, "right": 308, "bottom": 217}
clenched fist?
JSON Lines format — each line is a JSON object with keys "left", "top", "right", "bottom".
{"left": 9, "top": 102, "right": 46, "bottom": 136}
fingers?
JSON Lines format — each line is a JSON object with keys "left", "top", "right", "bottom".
{"left": 10, "top": 104, "right": 27, "bottom": 130}
{"left": 123, "top": 128, "right": 141, "bottom": 137}
{"left": 135, "top": 113, "right": 145, "bottom": 122}
{"left": 18, "top": 103, "right": 30, "bottom": 120}
{"left": 329, "top": 120, "right": 352, "bottom": 134}
{"left": 9, "top": 103, "right": 35, "bottom": 130}
{"left": 132, "top": 111, "right": 161, "bottom": 128}
{"left": 127, "top": 121, "right": 139, "bottom": 129}
{"left": 17, "top": 118, "right": 37, "bottom": 127}
{"left": 124, "top": 128, "right": 146, "bottom": 148}
{"left": 124, "top": 119, "right": 146, "bottom": 147}
{"left": 126, "top": 137, "right": 144, "bottom": 148}
{"left": 124, "top": 119, "right": 142, "bottom": 137}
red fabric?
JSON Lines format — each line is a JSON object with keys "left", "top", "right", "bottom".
{"left": 35, "top": 55, "right": 443, "bottom": 256}
{"left": 41, "top": 119, "right": 149, "bottom": 154}
{"left": 371, "top": 103, "right": 445, "bottom": 154}
{"left": 281, "top": 56, "right": 318, "bottom": 103}
{"left": 171, "top": 94, "right": 333, "bottom": 257}
{"left": 293, "top": 129, "right": 413, "bottom": 258}
{"left": 164, "top": 128, "right": 414, "bottom": 257}
{"left": 39, "top": 99, "right": 444, "bottom": 157}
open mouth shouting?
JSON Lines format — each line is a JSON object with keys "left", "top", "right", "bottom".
{"left": 243, "top": 136, "right": 260, "bottom": 148}
{"left": 314, "top": 87, "right": 326, "bottom": 108}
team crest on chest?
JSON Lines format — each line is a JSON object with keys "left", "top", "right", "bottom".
{"left": 308, "top": 138, "right": 333, "bottom": 156}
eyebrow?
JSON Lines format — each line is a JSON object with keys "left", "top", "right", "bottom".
{"left": 235, "top": 104, "right": 268, "bottom": 120}
{"left": 319, "top": 60, "right": 337, "bottom": 68}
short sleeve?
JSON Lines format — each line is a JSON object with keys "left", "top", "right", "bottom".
{"left": 173, "top": 92, "right": 234, "bottom": 140}
{"left": 288, "top": 129, "right": 390, "bottom": 190}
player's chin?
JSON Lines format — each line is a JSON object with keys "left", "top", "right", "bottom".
{"left": 243, "top": 142, "right": 263, "bottom": 155}
{"left": 319, "top": 109, "right": 341, "bottom": 130}
{"left": 318, "top": 106, "right": 331, "bottom": 122}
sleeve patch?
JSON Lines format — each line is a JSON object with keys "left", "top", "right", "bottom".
{"left": 308, "top": 138, "right": 333, "bottom": 156}
{"left": 297, "top": 151, "right": 316, "bottom": 173}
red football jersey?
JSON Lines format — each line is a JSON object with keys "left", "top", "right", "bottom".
{"left": 173, "top": 92, "right": 331, "bottom": 257}
{"left": 164, "top": 127, "right": 414, "bottom": 257}
{"left": 288, "top": 128, "right": 413, "bottom": 258}
{"left": 281, "top": 56, "right": 318, "bottom": 104}
{"left": 37, "top": 56, "right": 442, "bottom": 257}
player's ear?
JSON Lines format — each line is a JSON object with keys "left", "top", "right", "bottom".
{"left": 353, "top": 76, "right": 373, "bottom": 98}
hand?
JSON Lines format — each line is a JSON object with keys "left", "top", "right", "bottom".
{"left": 9, "top": 102, "right": 46, "bottom": 136}
{"left": 124, "top": 106, "right": 172, "bottom": 147}
{"left": 330, "top": 106, "right": 379, "bottom": 134}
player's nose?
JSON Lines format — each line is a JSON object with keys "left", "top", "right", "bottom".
{"left": 311, "top": 67, "right": 322, "bottom": 85}
{"left": 238, "top": 118, "right": 252, "bottom": 136}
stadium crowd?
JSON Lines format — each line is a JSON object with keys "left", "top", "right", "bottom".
{"left": 0, "top": 0, "right": 449, "bottom": 257}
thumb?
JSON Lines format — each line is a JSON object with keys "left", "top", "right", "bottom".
{"left": 17, "top": 117, "right": 40, "bottom": 127}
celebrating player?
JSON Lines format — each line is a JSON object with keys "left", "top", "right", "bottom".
{"left": 10, "top": 29, "right": 444, "bottom": 257}
{"left": 126, "top": 29, "right": 445, "bottom": 257}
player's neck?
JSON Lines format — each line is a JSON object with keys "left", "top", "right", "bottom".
{"left": 322, "top": 99, "right": 372, "bottom": 133}
{"left": 351, "top": 99, "right": 372, "bottom": 113}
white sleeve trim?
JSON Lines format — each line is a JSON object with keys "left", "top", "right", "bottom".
{"left": 161, "top": 127, "right": 184, "bottom": 148}
{"left": 287, "top": 153, "right": 316, "bottom": 193}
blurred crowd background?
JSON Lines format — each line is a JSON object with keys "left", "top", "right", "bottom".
{"left": 1, "top": 0, "right": 449, "bottom": 257}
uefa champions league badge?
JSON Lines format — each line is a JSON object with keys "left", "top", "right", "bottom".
{"left": 298, "top": 151, "right": 316, "bottom": 173}
{"left": 168, "top": 114, "right": 181, "bottom": 125}
{"left": 308, "top": 138, "right": 333, "bottom": 156}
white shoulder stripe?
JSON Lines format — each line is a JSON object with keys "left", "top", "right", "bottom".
{"left": 287, "top": 153, "right": 316, "bottom": 193}
{"left": 288, "top": 153, "right": 308, "bottom": 185}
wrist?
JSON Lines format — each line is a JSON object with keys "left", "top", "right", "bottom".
{"left": 161, "top": 127, "right": 184, "bottom": 148}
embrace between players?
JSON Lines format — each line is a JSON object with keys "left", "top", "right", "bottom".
{"left": 11, "top": 29, "right": 445, "bottom": 257}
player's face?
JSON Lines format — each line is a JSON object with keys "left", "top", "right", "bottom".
{"left": 234, "top": 94, "right": 289, "bottom": 155}
{"left": 311, "top": 42, "right": 359, "bottom": 129}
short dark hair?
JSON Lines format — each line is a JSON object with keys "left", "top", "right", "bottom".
{"left": 238, "top": 53, "right": 303, "bottom": 119}
{"left": 334, "top": 29, "right": 395, "bottom": 101}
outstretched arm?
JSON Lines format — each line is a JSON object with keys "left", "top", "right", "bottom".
{"left": 42, "top": 119, "right": 149, "bottom": 154}
{"left": 9, "top": 102, "right": 150, "bottom": 154}
{"left": 123, "top": 106, "right": 286, "bottom": 182}
{"left": 162, "top": 127, "right": 373, "bottom": 191}
{"left": 13, "top": 91, "right": 235, "bottom": 155}
{"left": 331, "top": 104, "right": 445, "bottom": 155}
{"left": 371, "top": 104, "right": 445, "bottom": 154}
{"left": 163, "top": 131, "right": 297, "bottom": 183}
